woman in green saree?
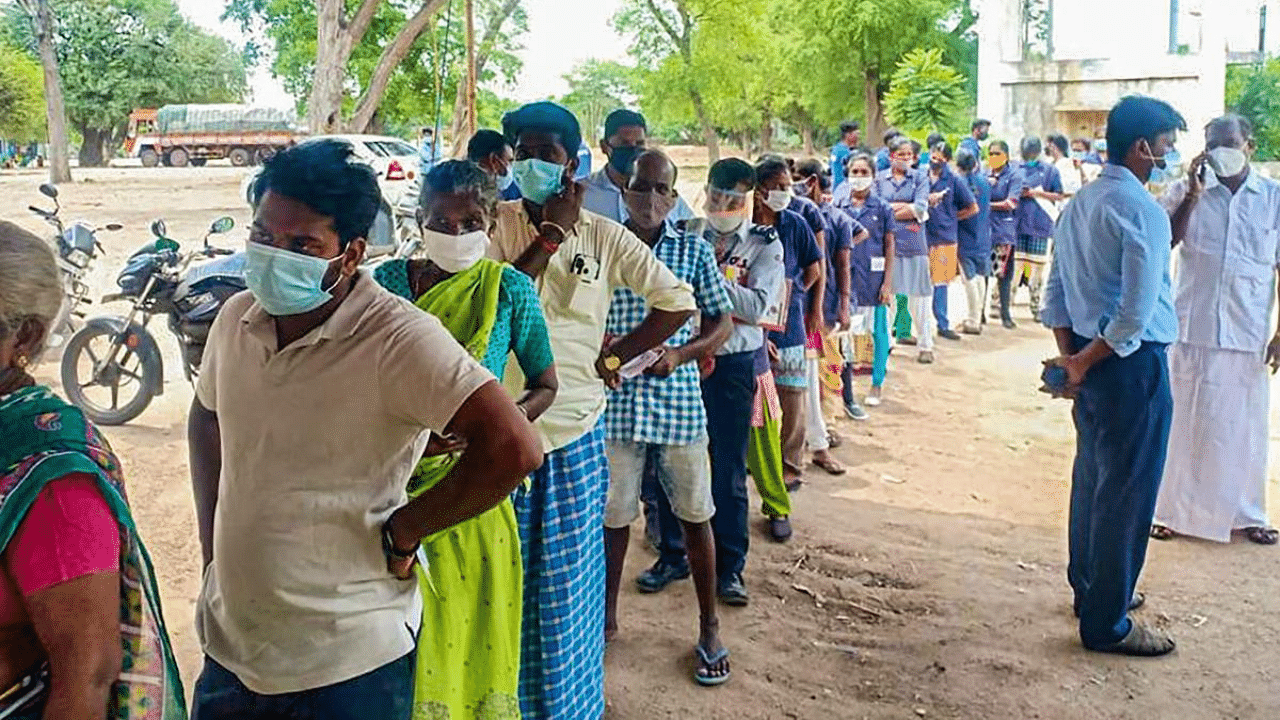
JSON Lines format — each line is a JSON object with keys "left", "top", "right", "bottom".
{"left": 0, "top": 221, "right": 184, "bottom": 719}
{"left": 374, "top": 161, "right": 557, "bottom": 720}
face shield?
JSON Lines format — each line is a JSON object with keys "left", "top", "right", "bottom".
{"left": 703, "top": 186, "right": 754, "bottom": 235}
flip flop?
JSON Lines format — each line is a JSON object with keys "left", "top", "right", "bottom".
{"left": 1149, "top": 524, "right": 1175, "bottom": 541}
{"left": 694, "top": 644, "right": 731, "bottom": 687}
{"left": 812, "top": 456, "right": 846, "bottom": 475}
{"left": 1244, "top": 527, "right": 1279, "bottom": 545}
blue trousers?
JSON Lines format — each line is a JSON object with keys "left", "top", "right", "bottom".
{"left": 932, "top": 284, "right": 950, "bottom": 332}
{"left": 1067, "top": 336, "right": 1172, "bottom": 649}
{"left": 191, "top": 653, "right": 414, "bottom": 720}
{"left": 655, "top": 351, "right": 756, "bottom": 579}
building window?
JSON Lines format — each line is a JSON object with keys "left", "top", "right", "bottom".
{"left": 1168, "top": 0, "right": 1203, "bottom": 55}
{"left": 1022, "top": 0, "right": 1053, "bottom": 60}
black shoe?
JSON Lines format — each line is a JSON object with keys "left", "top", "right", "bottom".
{"left": 718, "top": 574, "right": 750, "bottom": 606}
{"left": 769, "top": 516, "right": 793, "bottom": 542}
{"left": 1002, "top": 318, "right": 1017, "bottom": 329}
{"left": 635, "top": 560, "right": 690, "bottom": 594}
{"left": 939, "top": 328, "right": 962, "bottom": 341}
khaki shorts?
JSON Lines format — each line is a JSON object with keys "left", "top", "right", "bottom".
{"left": 605, "top": 439, "right": 715, "bottom": 528}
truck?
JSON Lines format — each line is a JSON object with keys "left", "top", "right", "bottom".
{"left": 124, "top": 104, "right": 305, "bottom": 168}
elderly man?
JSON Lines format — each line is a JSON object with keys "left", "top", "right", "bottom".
{"left": 1042, "top": 95, "right": 1186, "bottom": 657}
{"left": 1151, "top": 114, "right": 1280, "bottom": 547}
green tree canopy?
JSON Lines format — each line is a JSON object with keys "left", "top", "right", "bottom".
{"left": 558, "top": 59, "right": 637, "bottom": 145}
{"left": 5, "top": 0, "right": 247, "bottom": 166}
{"left": 0, "top": 41, "right": 44, "bottom": 141}
{"left": 1226, "top": 57, "right": 1280, "bottom": 161}
{"left": 224, "top": 0, "right": 527, "bottom": 137}
{"left": 882, "top": 47, "right": 968, "bottom": 134}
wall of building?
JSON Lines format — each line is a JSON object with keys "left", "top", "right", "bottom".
{"left": 976, "top": 0, "right": 1231, "bottom": 154}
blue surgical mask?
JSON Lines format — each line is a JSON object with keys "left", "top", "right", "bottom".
{"left": 512, "top": 158, "right": 565, "bottom": 204}
{"left": 497, "top": 165, "right": 515, "bottom": 191}
{"left": 244, "top": 242, "right": 346, "bottom": 317}
{"left": 1070, "top": 150, "right": 1086, "bottom": 161}
{"left": 1141, "top": 141, "right": 1179, "bottom": 184}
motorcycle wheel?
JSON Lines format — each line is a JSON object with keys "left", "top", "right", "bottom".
{"left": 60, "top": 324, "right": 157, "bottom": 426}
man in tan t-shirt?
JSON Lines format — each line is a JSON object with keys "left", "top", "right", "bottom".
{"left": 187, "top": 140, "right": 543, "bottom": 720}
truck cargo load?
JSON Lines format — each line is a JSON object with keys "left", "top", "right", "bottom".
{"left": 126, "top": 104, "right": 305, "bottom": 168}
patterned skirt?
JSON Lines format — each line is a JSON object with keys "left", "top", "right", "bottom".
{"left": 513, "top": 421, "right": 608, "bottom": 720}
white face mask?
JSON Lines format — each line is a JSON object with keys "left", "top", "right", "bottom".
{"left": 848, "top": 176, "right": 873, "bottom": 192}
{"left": 421, "top": 228, "right": 490, "bottom": 273}
{"left": 1207, "top": 146, "right": 1248, "bottom": 179}
{"left": 764, "top": 189, "right": 791, "bottom": 212}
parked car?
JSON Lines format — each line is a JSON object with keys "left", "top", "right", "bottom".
{"left": 240, "top": 134, "right": 423, "bottom": 209}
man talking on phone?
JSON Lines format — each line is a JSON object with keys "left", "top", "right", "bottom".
{"left": 1040, "top": 95, "right": 1186, "bottom": 657}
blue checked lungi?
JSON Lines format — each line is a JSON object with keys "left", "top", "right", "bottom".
{"left": 514, "top": 420, "right": 608, "bottom": 720}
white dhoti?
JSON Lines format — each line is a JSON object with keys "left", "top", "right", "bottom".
{"left": 1155, "top": 343, "right": 1271, "bottom": 542}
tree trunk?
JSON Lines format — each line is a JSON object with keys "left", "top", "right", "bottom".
{"left": 447, "top": 0, "right": 521, "bottom": 157}
{"left": 307, "top": 0, "right": 384, "bottom": 133}
{"left": 23, "top": 0, "right": 71, "bottom": 183}
{"left": 759, "top": 113, "right": 773, "bottom": 153}
{"left": 864, "top": 66, "right": 887, "bottom": 146}
{"left": 78, "top": 126, "right": 106, "bottom": 167}
{"left": 799, "top": 118, "right": 814, "bottom": 156}
{"left": 689, "top": 88, "right": 720, "bottom": 163}
{"left": 347, "top": 0, "right": 449, "bottom": 134}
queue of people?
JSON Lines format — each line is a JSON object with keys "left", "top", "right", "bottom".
{"left": 0, "top": 94, "right": 1277, "bottom": 719}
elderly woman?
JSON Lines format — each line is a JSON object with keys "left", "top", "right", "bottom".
{"left": 374, "top": 160, "right": 557, "bottom": 720}
{"left": 0, "top": 221, "right": 183, "bottom": 719}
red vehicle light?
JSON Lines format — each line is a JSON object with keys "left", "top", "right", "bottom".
{"left": 386, "top": 161, "right": 406, "bottom": 181}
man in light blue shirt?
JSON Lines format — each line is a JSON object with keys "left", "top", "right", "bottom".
{"left": 582, "top": 109, "right": 694, "bottom": 224}
{"left": 829, "top": 120, "right": 862, "bottom": 188}
{"left": 1040, "top": 95, "right": 1186, "bottom": 658}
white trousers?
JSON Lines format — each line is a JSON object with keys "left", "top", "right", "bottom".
{"left": 805, "top": 357, "right": 829, "bottom": 451}
{"left": 962, "top": 273, "right": 986, "bottom": 328}
{"left": 908, "top": 294, "right": 935, "bottom": 351}
{"left": 1155, "top": 343, "right": 1271, "bottom": 541}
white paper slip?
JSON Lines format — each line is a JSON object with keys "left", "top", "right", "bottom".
{"left": 619, "top": 348, "right": 664, "bottom": 380}
{"left": 870, "top": 256, "right": 886, "bottom": 272}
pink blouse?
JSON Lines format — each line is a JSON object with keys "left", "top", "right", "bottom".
{"left": 0, "top": 474, "right": 120, "bottom": 626}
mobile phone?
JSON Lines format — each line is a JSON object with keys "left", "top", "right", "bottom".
{"left": 1040, "top": 364, "right": 1069, "bottom": 395}
{"left": 0, "top": 664, "right": 49, "bottom": 719}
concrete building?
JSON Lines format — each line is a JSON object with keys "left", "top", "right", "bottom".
{"left": 976, "top": 0, "right": 1276, "bottom": 152}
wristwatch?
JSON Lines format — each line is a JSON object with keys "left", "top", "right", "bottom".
{"left": 602, "top": 354, "right": 622, "bottom": 372}
{"left": 381, "top": 519, "right": 419, "bottom": 562}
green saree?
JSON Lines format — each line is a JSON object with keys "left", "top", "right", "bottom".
{"left": 0, "top": 386, "right": 185, "bottom": 720}
{"left": 408, "top": 259, "right": 523, "bottom": 720}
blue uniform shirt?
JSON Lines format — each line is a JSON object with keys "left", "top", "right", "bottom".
{"left": 959, "top": 136, "right": 983, "bottom": 162}
{"left": 875, "top": 147, "right": 891, "bottom": 172}
{"left": 1040, "top": 164, "right": 1177, "bottom": 357}
{"left": 924, "top": 164, "right": 976, "bottom": 246}
{"left": 835, "top": 193, "right": 893, "bottom": 308}
{"left": 873, "top": 168, "right": 930, "bottom": 257}
{"left": 1015, "top": 161, "right": 1063, "bottom": 238}
{"left": 988, "top": 163, "right": 1023, "bottom": 247}
{"left": 830, "top": 143, "right": 853, "bottom": 187}
{"left": 766, "top": 209, "right": 822, "bottom": 349}
{"left": 819, "top": 201, "right": 865, "bottom": 325}
{"left": 957, "top": 170, "right": 992, "bottom": 260}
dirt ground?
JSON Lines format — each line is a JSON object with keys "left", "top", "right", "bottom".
{"left": 3, "top": 161, "right": 1278, "bottom": 720}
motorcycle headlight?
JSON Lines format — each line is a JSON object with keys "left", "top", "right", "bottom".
{"left": 66, "top": 248, "right": 91, "bottom": 268}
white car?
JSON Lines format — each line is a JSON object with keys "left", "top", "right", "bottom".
{"left": 241, "top": 134, "right": 423, "bottom": 209}
{"left": 241, "top": 134, "right": 423, "bottom": 261}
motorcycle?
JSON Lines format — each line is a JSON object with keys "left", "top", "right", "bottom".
{"left": 60, "top": 216, "right": 240, "bottom": 426}
{"left": 26, "top": 183, "right": 122, "bottom": 349}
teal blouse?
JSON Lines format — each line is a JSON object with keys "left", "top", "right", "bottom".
{"left": 374, "top": 259, "right": 554, "bottom": 380}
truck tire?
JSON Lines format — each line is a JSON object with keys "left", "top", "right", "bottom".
{"left": 254, "top": 147, "right": 276, "bottom": 165}
{"left": 228, "top": 147, "right": 251, "bottom": 167}
{"left": 169, "top": 147, "right": 190, "bottom": 168}
{"left": 140, "top": 149, "right": 159, "bottom": 168}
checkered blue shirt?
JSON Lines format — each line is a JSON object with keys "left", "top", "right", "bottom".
{"left": 604, "top": 222, "right": 733, "bottom": 445}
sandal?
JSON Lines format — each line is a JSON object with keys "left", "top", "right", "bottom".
{"left": 785, "top": 477, "right": 804, "bottom": 493}
{"left": 694, "top": 644, "right": 731, "bottom": 686}
{"left": 1244, "top": 527, "right": 1279, "bottom": 545}
{"left": 1149, "top": 524, "right": 1175, "bottom": 541}
{"left": 1090, "top": 622, "right": 1176, "bottom": 657}
{"left": 812, "top": 455, "right": 846, "bottom": 476}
